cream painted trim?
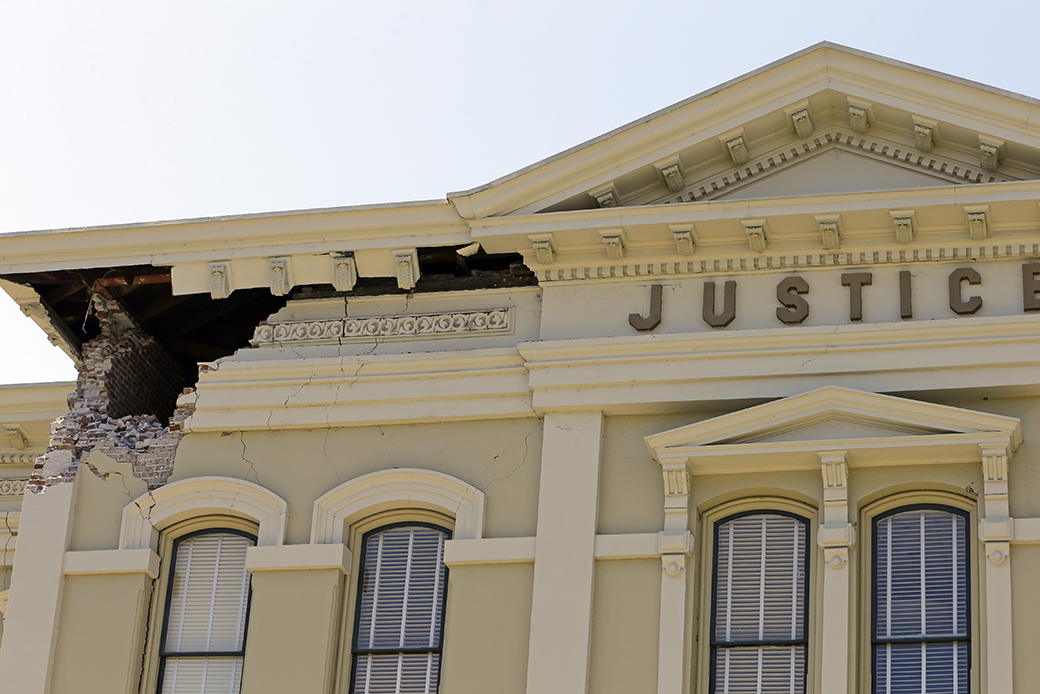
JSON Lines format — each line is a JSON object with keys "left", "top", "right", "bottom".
{"left": 119, "top": 477, "right": 288, "bottom": 550}
{"left": 471, "top": 180, "right": 1040, "bottom": 258}
{"left": 310, "top": 468, "right": 485, "bottom": 544}
{"left": 646, "top": 386, "right": 1020, "bottom": 474}
{"left": 62, "top": 548, "right": 160, "bottom": 578}
{"left": 646, "top": 385, "right": 1022, "bottom": 450}
{"left": 1010, "top": 517, "right": 1040, "bottom": 543}
{"left": 453, "top": 45, "right": 1040, "bottom": 218}
{"left": 525, "top": 411, "right": 603, "bottom": 694}
{"left": 187, "top": 348, "right": 533, "bottom": 432}
{"left": 444, "top": 537, "right": 535, "bottom": 566}
{"left": 245, "top": 543, "right": 352, "bottom": 574}
{"left": 0, "top": 589, "right": 8, "bottom": 617}
{"left": 522, "top": 315, "right": 1040, "bottom": 412}
{"left": 0, "top": 200, "right": 470, "bottom": 278}
{"left": 594, "top": 532, "right": 660, "bottom": 560}
{"left": 442, "top": 532, "right": 665, "bottom": 566}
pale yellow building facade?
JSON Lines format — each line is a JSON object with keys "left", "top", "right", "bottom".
{"left": 0, "top": 43, "right": 1039, "bottom": 694}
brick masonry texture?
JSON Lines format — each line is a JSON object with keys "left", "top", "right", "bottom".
{"left": 29, "top": 294, "right": 192, "bottom": 492}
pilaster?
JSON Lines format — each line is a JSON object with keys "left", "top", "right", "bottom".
{"left": 525, "top": 411, "right": 603, "bottom": 694}
{"left": 817, "top": 451, "right": 854, "bottom": 694}
{"left": 656, "top": 460, "right": 692, "bottom": 694}
{"left": 0, "top": 477, "right": 79, "bottom": 693}
{"left": 979, "top": 445, "right": 1014, "bottom": 694}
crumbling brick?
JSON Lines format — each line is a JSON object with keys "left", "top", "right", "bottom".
{"left": 29, "top": 294, "right": 192, "bottom": 492}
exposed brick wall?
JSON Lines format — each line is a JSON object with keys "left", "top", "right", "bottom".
{"left": 29, "top": 294, "right": 192, "bottom": 492}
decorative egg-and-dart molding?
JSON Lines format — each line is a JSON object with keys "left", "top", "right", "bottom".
{"left": 251, "top": 308, "right": 514, "bottom": 347}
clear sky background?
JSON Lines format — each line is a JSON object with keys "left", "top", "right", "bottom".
{"left": 2, "top": 0, "right": 1039, "bottom": 384}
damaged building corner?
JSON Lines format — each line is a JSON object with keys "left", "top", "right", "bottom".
{"left": 29, "top": 292, "right": 195, "bottom": 492}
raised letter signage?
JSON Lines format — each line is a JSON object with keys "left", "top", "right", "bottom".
{"left": 702, "top": 281, "right": 736, "bottom": 328}
{"left": 1023, "top": 263, "right": 1040, "bottom": 312}
{"left": 841, "top": 272, "right": 873, "bottom": 322}
{"left": 949, "top": 267, "right": 983, "bottom": 315}
{"left": 776, "top": 276, "right": 809, "bottom": 324}
{"left": 629, "top": 285, "right": 663, "bottom": 332}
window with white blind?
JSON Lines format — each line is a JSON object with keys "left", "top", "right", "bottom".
{"left": 710, "top": 511, "right": 809, "bottom": 694}
{"left": 350, "top": 523, "right": 450, "bottom": 694}
{"left": 872, "top": 506, "right": 970, "bottom": 694}
{"left": 156, "top": 529, "right": 256, "bottom": 694}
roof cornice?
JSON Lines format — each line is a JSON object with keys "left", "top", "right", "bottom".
{"left": 449, "top": 44, "right": 1040, "bottom": 219}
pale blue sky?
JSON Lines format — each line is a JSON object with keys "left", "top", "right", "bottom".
{"left": 2, "top": 0, "right": 1038, "bottom": 383}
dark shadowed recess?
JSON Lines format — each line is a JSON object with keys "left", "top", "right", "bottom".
{"left": 3, "top": 246, "right": 534, "bottom": 389}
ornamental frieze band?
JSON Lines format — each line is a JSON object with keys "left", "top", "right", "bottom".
{"left": 0, "top": 478, "right": 28, "bottom": 498}
{"left": 251, "top": 307, "right": 513, "bottom": 346}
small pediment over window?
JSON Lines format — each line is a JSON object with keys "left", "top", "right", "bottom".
{"left": 645, "top": 387, "right": 1021, "bottom": 475}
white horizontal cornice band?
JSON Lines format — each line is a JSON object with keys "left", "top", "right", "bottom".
{"left": 519, "top": 315, "right": 1040, "bottom": 411}
{"left": 532, "top": 242, "right": 1040, "bottom": 284}
{"left": 186, "top": 316, "right": 1040, "bottom": 429}
{"left": 442, "top": 533, "right": 663, "bottom": 566}
{"left": 187, "top": 348, "right": 533, "bottom": 431}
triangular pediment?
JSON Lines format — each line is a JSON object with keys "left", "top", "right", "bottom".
{"left": 450, "top": 44, "right": 1040, "bottom": 221}
{"left": 644, "top": 387, "right": 1021, "bottom": 473}
{"left": 727, "top": 416, "right": 947, "bottom": 445}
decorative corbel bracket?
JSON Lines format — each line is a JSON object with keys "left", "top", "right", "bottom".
{"left": 3, "top": 425, "right": 28, "bottom": 450}
{"left": 528, "top": 233, "right": 558, "bottom": 265}
{"left": 659, "top": 460, "right": 692, "bottom": 577}
{"left": 208, "top": 261, "right": 232, "bottom": 299}
{"left": 268, "top": 257, "right": 292, "bottom": 296}
{"left": 847, "top": 98, "right": 874, "bottom": 134}
{"left": 979, "top": 135, "right": 1006, "bottom": 172}
{"left": 659, "top": 460, "right": 689, "bottom": 534}
{"left": 589, "top": 182, "right": 620, "bottom": 208}
{"left": 719, "top": 127, "right": 749, "bottom": 166}
{"left": 784, "top": 101, "right": 814, "bottom": 139}
{"left": 980, "top": 444, "right": 1013, "bottom": 564}
{"left": 741, "top": 219, "right": 768, "bottom": 253}
{"left": 393, "top": 248, "right": 420, "bottom": 290}
{"left": 654, "top": 155, "right": 686, "bottom": 193}
{"left": 669, "top": 224, "right": 695, "bottom": 256}
{"left": 890, "top": 210, "right": 916, "bottom": 245}
{"left": 331, "top": 252, "right": 357, "bottom": 292}
{"left": 815, "top": 214, "right": 841, "bottom": 250}
{"left": 599, "top": 228, "right": 627, "bottom": 260}
{"left": 964, "top": 205, "right": 989, "bottom": 241}
{"left": 819, "top": 451, "right": 855, "bottom": 569}
{"left": 912, "top": 116, "right": 939, "bottom": 153}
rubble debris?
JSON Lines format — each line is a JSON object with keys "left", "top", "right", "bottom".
{"left": 29, "top": 294, "right": 194, "bottom": 492}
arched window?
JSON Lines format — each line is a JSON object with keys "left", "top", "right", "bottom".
{"left": 710, "top": 511, "right": 809, "bottom": 694}
{"left": 871, "top": 505, "right": 969, "bottom": 694}
{"left": 350, "top": 523, "right": 450, "bottom": 694}
{"left": 157, "top": 528, "right": 256, "bottom": 694}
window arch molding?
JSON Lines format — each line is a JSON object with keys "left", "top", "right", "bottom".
{"left": 310, "top": 468, "right": 485, "bottom": 544}
{"left": 119, "top": 476, "right": 288, "bottom": 551}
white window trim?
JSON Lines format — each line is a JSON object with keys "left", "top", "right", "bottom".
{"left": 120, "top": 476, "right": 288, "bottom": 551}
{"left": 645, "top": 385, "right": 1022, "bottom": 694}
{"left": 310, "top": 468, "right": 485, "bottom": 545}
